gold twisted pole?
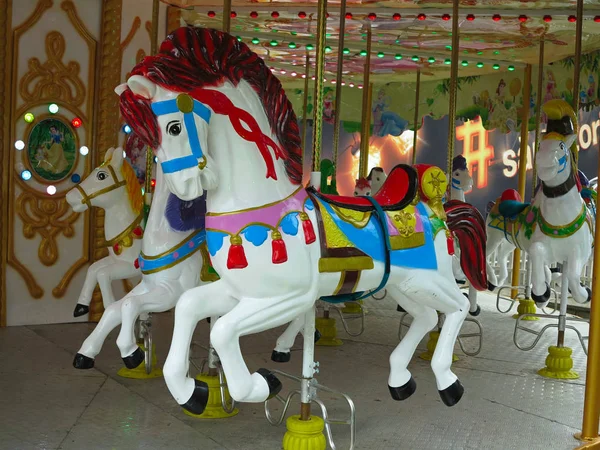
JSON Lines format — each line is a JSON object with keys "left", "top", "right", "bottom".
{"left": 510, "top": 64, "right": 532, "bottom": 298}
{"left": 412, "top": 69, "right": 421, "bottom": 165}
{"left": 531, "top": 39, "right": 545, "bottom": 199}
{"left": 332, "top": 0, "right": 347, "bottom": 175}
{"left": 358, "top": 25, "right": 372, "bottom": 179}
{"left": 222, "top": 0, "right": 231, "bottom": 33}
{"left": 446, "top": 0, "right": 460, "bottom": 177}
{"left": 572, "top": 0, "right": 584, "bottom": 169}
{"left": 301, "top": 52, "right": 311, "bottom": 162}
{"left": 310, "top": 0, "right": 328, "bottom": 173}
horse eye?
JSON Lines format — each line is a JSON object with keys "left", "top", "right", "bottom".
{"left": 96, "top": 171, "right": 108, "bottom": 181}
{"left": 354, "top": 191, "right": 358, "bottom": 195}
{"left": 167, "top": 121, "right": 182, "bottom": 136}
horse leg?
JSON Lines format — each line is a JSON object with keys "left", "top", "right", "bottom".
{"left": 116, "top": 284, "right": 181, "bottom": 367}
{"left": 98, "top": 260, "right": 139, "bottom": 309}
{"left": 566, "top": 256, "right": 591, "bottom": 303}
{"left": 386, "top": 285, "right": 438, "bottom": 401}
{"left": 73, "top": 258, "right": 112, "bottom": 317}
{"left": 272, "top": 314, "right": 305, "bottom": 363}
{"left": 485, "top": 229, "right": 504, "bottom": 289}
{"left": 210, "top": 293, "right": 315, "bottom": 404}
{"left": 495, "top": 241, "right": 515, "bottom": 287}
{"left": 529, "top": 242, "right": 551, "bottom": 307}
{"left": 163, "top": 281, "right": 237, "bottom": 411}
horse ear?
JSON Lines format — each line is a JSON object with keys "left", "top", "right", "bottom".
{"left": 127, "top": 75, "right": 157, "bottom": 99}
{"left": 114, "top": 83, "right": 128, "bottom": 96}
{"left": 111, "top": 147, "right": 125, "bottom": 167}
{"left": 104, "top": 147, "right": 115, "bottom": 162}
{"left": 565, "top": 134, "right": 577, "bottom": 149}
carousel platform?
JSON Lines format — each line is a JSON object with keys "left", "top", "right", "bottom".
{"left": 0, "top": 291, "right": 589, "bottom": 450}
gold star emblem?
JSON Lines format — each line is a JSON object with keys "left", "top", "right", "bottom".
{"left": 428, "top": 171, "right": 445, "bottom": 196}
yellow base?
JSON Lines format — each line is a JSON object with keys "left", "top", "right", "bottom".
{"left": 419, "top": 331, "right": 459, "bottom": 362}
{"left": 537, "top": 346, "right": 579, "bottom": 379}
{"left": 341, "top": 300, "right": 367, "bottom": 315}
{"left": 117, "top": 344, "right": 163, "bottom": 379}
{"left": 574, "top": 434, "right": 600, "bottom": 448}
{"left": 512, "top": 299, "right": 539, "bottom": 321}
{"left": 315, "top": 317, "right": 343, "bottom": 346}
{"left": 183, "top": 373, "right": 239, "bottom": 419}
{"left": 283, "top": 415, "right": 327, "bottom": 450}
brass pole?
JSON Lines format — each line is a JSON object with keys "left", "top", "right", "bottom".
{"left": 359, "top": 25, "right": 372, "bottom": 179}
{"left": 510, "top": 64, "right": 532, "bottom": 297}
{"left": 310, "top": 0, "right": 328, "bottom": 173}
{"left": 301, "top": 52, "right": 311, "bottom": 159}
{"left": 222, "top": 0, "right": 231, "bottom": 33}
{"left": 412, "top": 69, "right": 421, "bottom": 165}
{"left": 145, "top": 0, "right": 160, "bottom": 217}
{"left": 332, "top": 0, "right": 347, "bottom": 175}
{"left": 446, "top": 0, "right": 460, "bottom": 177}
{"left": 572, "top": 0, "right": 584, "bottom": 169}
{"left": 531, "top": 39, "right": 545, "bottom": 199}
{"left": 580, "top": 153, "right": 600, "bottom": 441}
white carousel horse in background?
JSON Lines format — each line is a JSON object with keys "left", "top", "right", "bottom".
{"left": 67, "top": 145, "right": 208, "bottom": 370}
{"left": 485, "top": 99, "right": 593, "bottom": 307}
{"left": 67, "top": 148, "right": 143, "bottom": 318}
{"left": 118, "top": 26, "right": 488, "bottom": 414}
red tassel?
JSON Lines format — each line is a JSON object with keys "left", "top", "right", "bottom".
{"left": 271, "top": 231, "right": 288, "bottom": 264}
{"left": 300, "top": 213, "right": 316, "bottom": 244}
{"left": 227, "top": 235, "right": 248, "bottom": 269}
{"left": 134, "top": 258, "right": 139, "bottom": 269}
{"left": 446, "top": 231, "right": 455, "bottom": 256}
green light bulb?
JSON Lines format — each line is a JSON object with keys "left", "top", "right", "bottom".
{"left": 377, "top": 52, "right": 385, "bottom": 58}
{"left": 270, "top": 40, "right": 278, "bottom": 46}
{"left": 428, "top": 57, "right": 435, "bottom": 63}
{"left": 461, "top": 60, "right": 468, "bottom": 66}
{"left": 476, "top": 62, "right": 484, "bottom": 68}
{"left": 343, "top": 48, "right": 350, "bottom": 54}
{"left": 395, "top": 54, "right": 402, "bottom": 60}
{"left": 288, "top": 42, "right": 297, "bottom": 49}
{"left": 307, "top": 44, "right": 314, "bottom": 50}
{"left": 411, "top": 55, "right": 419, "bottom": 62}
{"left": 251, "top": 38, "right": 259, "bottom": 44}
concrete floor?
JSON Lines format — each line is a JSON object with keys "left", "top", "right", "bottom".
{"left": 0, "top": 291, "right": 591, "bottom": 450}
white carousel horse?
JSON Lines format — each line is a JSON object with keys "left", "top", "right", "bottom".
{"left": 66, "top": 148, "right": 143, "bottom": 317}
{"left": 485, "top": 99, "right": 593, "bottom": 306}
{"left": 69, "top": 147, "right": 208, "bottom": 370}
{"left": 118, "top": 26, "right": 488, "bottom": 414}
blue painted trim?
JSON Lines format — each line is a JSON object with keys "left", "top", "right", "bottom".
{"left": 138, "top": 230, "right": 205, "bottom": 274}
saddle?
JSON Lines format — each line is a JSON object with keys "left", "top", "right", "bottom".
{"left": 498, "top": 189, "right": 529, "bottom": 218}
{"left": 310, "top": 164, "right": 419, "bottom": 212}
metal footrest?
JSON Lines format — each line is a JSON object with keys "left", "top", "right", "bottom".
{"left": 264, "top": 369, "right": 356, "bottom": 450}
{"left": 398, "top": 313, "right": 483, "bottom": 356}
{"left": 496, "top": 285, "right": 526, "bottom": 313}
{"left": 371, "top": 289, "right": 387, "bottom": 300}
{"left": 330, "top": 304, "right": 365, "bottom": 337}
{"left": 514, "top": 313, "right": 589, "bottom": 354}
{"left": 135, "top": 315, "right": 153, "bottom": 375}
{"left": 189, "top": 342, "right": 237, "bottom": 413}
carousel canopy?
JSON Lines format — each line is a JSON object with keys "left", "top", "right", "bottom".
{"left": 166, "top": 1, "right": 600, "bottom": 84}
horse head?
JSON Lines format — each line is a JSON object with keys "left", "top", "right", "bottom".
{"left": 354, "top": 177, "right": 372, "bottom": 196}
{"left": 450, "top": 155, "right": 473, "bottom": 192}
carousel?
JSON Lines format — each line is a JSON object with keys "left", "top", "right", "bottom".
{"left": 2, "top": 0, "right": 600, "bottom": 449}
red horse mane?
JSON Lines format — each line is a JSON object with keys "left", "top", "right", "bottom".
{"left": 119, "top": 26, "right": 303, "bottom": 185}
{"left": 355, "top": 177, "right": 371, "bottom": 190}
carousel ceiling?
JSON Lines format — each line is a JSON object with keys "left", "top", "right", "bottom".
{"left": 165, "top": 1, "right": 600, "bottom": 84}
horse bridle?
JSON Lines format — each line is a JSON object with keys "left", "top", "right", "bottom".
{"left": 151, "top": 93, "right": 212, "bottom": 174}
{"left": 541, "top": 140, "right": 577, "bottom": 199}
{"left": 75, "top": 164, "right": 127, "bottom": 209}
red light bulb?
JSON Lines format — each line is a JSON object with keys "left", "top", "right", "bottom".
{"left": 207, "top": 10, "right": 216, "bottom": 17}
{"left": 230, "top": 11, "right": 237, "bottom": 18}
{"left": 345, "top": 12, "right": 353, "bottom": 19}
{"left": 568, "top": 15, "right": 576, "bottom": 22}
{"left": 492, "top": 14, "right": 501, "bottom": 21}
{"left": 298, "top": 11, "right": 306, "bottom": 18}
{"left": 518, "top": 15, "right": 528, "bottom": 22}
{"left": 393, "top": 13, "right": 401, "bottom": 20}
{"left": 367, "top": 12, "right": 376, "bottom": 21}
{"left": 271, "top": 11, "right": 279, "bottom": 18}
{"left": 466, "top": 14, "right": 475, "bottom": 21}
{"left": 543, "top": 15, "right": 552, "bottom": 22}
{"left": 71, "top": 117, "right": 82, "bottom": 128}
{"left": 442, "top": 14, "right": 450, "bottom": 21}
{"left": 417, "top": 13, "right": 426, "bottom": 21}
{"left": 250, "top": 11, "right": 258, "bottom": 18}
{"left": 151, "top": 179, "right": 156, "bottom": 188}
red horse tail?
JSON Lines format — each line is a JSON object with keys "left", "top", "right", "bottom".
{"left": 444, "top": 200, "right": 488, "bottom": 291}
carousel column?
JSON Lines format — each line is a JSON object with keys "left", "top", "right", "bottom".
{"left": 577, "top": 64, "right": 600, "bottom": 443}
{"left": 283, "top": 1, "right": 328, "bottom": 449}
{"left": 519, "top": 43, "right": 545, "bottom": 321}
{"left": 421, "top": 0, "right": 460, "bottom": 361}
{"left": 509, "top": 64, "right": 532, "bottom": 301}
{"left": 411, "top": 69, "right": 421, "bottom": 166}
{"left": 316, "top": 3, "right": 346, "bottom": 345}
{"left": 91, "top": 0, "right": 124, "bottom": 322}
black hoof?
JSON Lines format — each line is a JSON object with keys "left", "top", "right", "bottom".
{"left": 73, "top": 304, "right": 89, "bottom": 318}
{"left": 314, "top": 329, "right": 321, "bottom": 343}
{"left": 550, "top": 267, "right": 561, "bottom": 273}
{"left": 532, "top": 283, "right": 551, "bottom": 307}
{"left": 73, "top": 353, "right": 94, "bottom": 369}
{"left": 586, "top": 287, "right": 592, "bottom": 303}
{"left": 257, "top": 368, "right": 282, "bottom": 399}
{"left": 455, "top": 279, "right": 466, "bottom": 285}
{"left": 122, "top": 347, "right": 144, "bottom": 369}
{"left": 487, "top": 281, "right": 496, "bottom": 292}
{"left": 271, "top": 350, "right": 291, "bottom": 363}
{"left": 206, "top": 317, "right": 211, "bottom": 324}
{"left": 439, "top": 379, "right": 464, "bottom": 407}
{"left": 469, "top": 305, "right": 481, "bottom": 317}
{"left": 181, "top": 379, "right": 209, "bottom": 415}
{"left": 396, "top": 305, "right": 406, "bottom": 312}
{"left": 389, "top": 376, "right": 416, "bottom": 401}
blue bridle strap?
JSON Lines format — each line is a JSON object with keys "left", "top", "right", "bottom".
{"left": 151, "top": 95, "right": 212, "bottom": 174}
{"left": 451, "top": 178, "right": 463, "bottom": 190}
